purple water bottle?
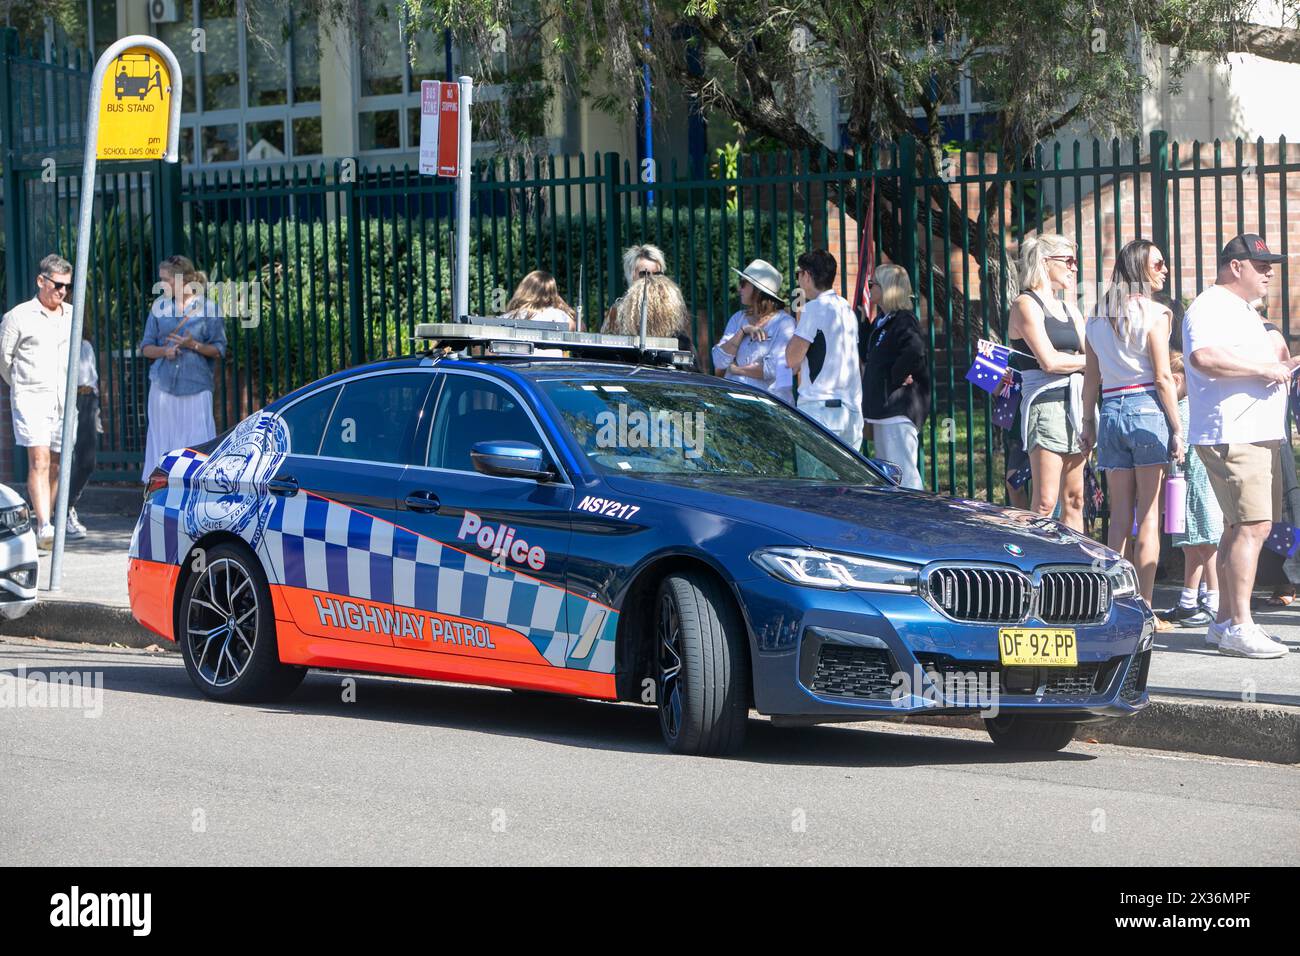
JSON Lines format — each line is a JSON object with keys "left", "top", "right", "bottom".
{"left": 1164, "top": 472, "right": 1187, "bottom": 534}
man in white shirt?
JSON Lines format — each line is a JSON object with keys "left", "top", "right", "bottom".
{"left": 786, "top": 249, "right": 863, "bottom": 449}
{"left": 1184, "top": 233, "right": 1297, "bottom": 659}
{"left": 0, "top": 254, "right": 74, "bottom": 549}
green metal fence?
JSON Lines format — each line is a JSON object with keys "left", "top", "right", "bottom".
{"left": 5, "top": 28, "right": 1299, "bottom": 504}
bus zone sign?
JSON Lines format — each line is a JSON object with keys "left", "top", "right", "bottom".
{"left": 418, "top": 80, "right": 461, "bottom": 177}
{"left": 98, "top": 48, "right": 172, "bottom": 160}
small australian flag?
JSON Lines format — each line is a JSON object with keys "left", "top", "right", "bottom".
{"left": 966, "top": 339, "right": 1012, "bottom": 395}
{"left": 1264, "top": 522, "right": 1300, "bottom": 557}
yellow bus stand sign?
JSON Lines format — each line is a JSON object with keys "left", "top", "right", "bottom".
{"left": 98, "top": 48, "right": 171, "bottom": 159}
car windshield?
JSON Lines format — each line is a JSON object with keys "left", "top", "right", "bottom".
{"left": 542, "top": 379, "right": 887, "bottom": 483}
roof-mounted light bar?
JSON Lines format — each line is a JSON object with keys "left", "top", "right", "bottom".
{"left": 414, "top": 317, "right": 694, "bottom": 369}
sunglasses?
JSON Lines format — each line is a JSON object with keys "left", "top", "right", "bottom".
{"left": 42, "top": 274, "right": 71, "bottom": 292}
{"left": 1151, "top": 259, "right": 1168, "bottom": 272}
{"left": 636, "top": 268, "right": 662, "bottom": 278}
{"left": 1046, "top": 255, "right": 1078, "bottom": 269}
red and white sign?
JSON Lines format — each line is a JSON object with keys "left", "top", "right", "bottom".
{"left": 418, "top": 81, "right": 440, "bottom": 175}
{"left": 418, "top": 80, "right": 461, "bottom": 177}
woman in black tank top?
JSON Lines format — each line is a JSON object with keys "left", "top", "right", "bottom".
{"left": 1007, "top": 234, "right": 1088, "bottom": 531}
{"left": 1009, "top": 290, "right": 1083, "bottom": 371}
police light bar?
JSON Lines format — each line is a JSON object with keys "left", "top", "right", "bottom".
{"left": 414, "top": 317, "right": 693, "bottom": 368}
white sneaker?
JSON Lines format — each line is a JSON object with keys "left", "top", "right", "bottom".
{"left": 64, "top": 508, "right": 86, "bottom": 540}
{"left": 1248, "top": 623, "right": 1290, "bottom": 650}
{"left": 36, "top": 524, "right": 53, "bottom": 551}
{"left": 1206, "top": 620, "right": 1229, "bottom": 647}
{"left": 1218, "top": 624, "right": 1288, "bottom": 659}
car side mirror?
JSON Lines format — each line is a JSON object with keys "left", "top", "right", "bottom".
{"left": 471, "top": 440, "right": 556, "bottom": 481}
{"left": 867, "top": 457, "right": 903, "bottom": 486}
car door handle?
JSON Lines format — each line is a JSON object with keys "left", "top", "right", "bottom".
{"left": 404, "top": 491, "right": 440, "bottom": 513}
{"left": 268, "top": 475, "right": 299, "bottom": 497}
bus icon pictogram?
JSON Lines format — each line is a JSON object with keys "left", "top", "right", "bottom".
{"left": 113, "top": 53, "right": 163, "bottom": 100}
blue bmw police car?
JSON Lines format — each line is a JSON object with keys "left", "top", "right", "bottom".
{"left": 129, "top": 321, "right": 1151, "bottom": 756}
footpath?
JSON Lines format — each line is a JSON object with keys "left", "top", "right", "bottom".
{"left": 2, "top": 486, "right": 1297, "bottom": 763}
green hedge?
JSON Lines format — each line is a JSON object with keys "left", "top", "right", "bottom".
{"left": 177, "top": 209, "right": 804, "bottom": 396}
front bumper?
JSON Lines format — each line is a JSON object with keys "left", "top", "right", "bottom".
{"left": 0, "top": 529, "right": 39, "bottom": 620}
{"left": 735, "top": 575, "right": 1152, "bottom": 722}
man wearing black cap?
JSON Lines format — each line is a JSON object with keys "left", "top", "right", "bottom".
{"left": 1184, "top": 233, "right": 1297, "bottom": 658}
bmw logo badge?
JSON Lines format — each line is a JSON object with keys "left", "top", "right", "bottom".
{"left": 1004, "top": 544, "right": 1025, "bottom": 556}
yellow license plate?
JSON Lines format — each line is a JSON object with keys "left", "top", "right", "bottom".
{"left": 998, "top": 628, "right": 1077, "bottom": 667}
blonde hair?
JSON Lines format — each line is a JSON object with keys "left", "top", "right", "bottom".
{"left": 505, "top": 270, "right": 576, "bottom": 323}
{"left": 160, "top": 253, "right": 208, "bottom": 292}
{"left": 621, "top": 244, "right": 667, "bottom": 284}
{"left": 1169, "top": 351, "right": 1184, "bottom": 376}
{"left": 874, "top": 263, "right": 913, "bottom": 313}
{"left": 1017, "top": 234, "right": 1074, "bottom": 292}
{"left": 603, "top": 275, "right": 690, "bottom": 339}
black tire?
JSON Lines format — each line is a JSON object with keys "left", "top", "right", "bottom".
{"left": 177, "top": 542, "right": 305, "bottom": 702}
{"left": 984, "top": 714, "right": 1077, "bottom": 752}
{"left": 655, "top": 571, "right": 749, "bottom": 756}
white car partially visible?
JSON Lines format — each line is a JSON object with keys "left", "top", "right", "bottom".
{"left": 0, "top": 482, "right": 37, "bottom": 619}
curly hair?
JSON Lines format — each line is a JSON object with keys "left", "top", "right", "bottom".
{"left": 603, "top": 275, "right": 690, "bottom": 339}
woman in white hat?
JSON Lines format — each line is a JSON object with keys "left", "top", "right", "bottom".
{"left": 711, "top": 259, "right": 796, "bottom": 404}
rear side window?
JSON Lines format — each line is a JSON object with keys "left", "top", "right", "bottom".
{"left": 427, "top": 375, "right": 546, "bottom": 472}
{"left": 279, "top": 385, "right": 340, "bottom": 456}
{"left": 320, "top": 372, "right": 433, "bottom": 464}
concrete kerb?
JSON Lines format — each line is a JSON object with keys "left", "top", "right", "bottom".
{"left": 0, "top": 600, "right": 161, "bottom": 649}
{"left": 892, "top": 697, "right": 1300, "bottom": 765}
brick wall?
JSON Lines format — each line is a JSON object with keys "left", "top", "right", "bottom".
{"left": 825, "top": 144, "right": 1300, "bottom": 337}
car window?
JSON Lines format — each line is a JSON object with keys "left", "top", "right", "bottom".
{"left": 319, "top": 372, "right": 433, "bottom": 464}
{"left": 278, "top": 385, "right": 340, "bottom": 456}
{"left": 541, "top": 379, "right": 887, "bottom": 484}
{"left": 428, "top": 375, "right": 546, "bottom": 472}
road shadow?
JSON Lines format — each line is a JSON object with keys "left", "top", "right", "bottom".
{"left": 0, "top": 649, "right": 1097, "bottom": 769}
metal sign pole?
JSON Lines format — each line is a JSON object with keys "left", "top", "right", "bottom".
{"left": 453, "top": 75, "right": 473, "bottom": 321}
{"left": 49, "top": 36, "right": 181, "bottom": 591}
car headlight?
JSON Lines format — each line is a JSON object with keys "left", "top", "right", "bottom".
{"left": 0, "top": 504, "right": 31, "bottom": 535}
{"left": 752, "top": 547, "right": 920, "bottom": 593}
{"left": 1107, "top": 559, "right": 1138, "bottom": 598}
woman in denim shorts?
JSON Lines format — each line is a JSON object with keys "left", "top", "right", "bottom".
{"left": 1081, "top": 240, "right": 1185, "bottom": 614}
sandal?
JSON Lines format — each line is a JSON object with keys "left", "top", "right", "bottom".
{"left": 1153, "top": 616, "right": 1175, "bottom": 632}
{"left": 1262, "top": 594, "right": 1296, "bottom": 607}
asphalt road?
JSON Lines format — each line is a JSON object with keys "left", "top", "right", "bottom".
{"left": 2, "top": 638, "right": 1297, "bottom": 866}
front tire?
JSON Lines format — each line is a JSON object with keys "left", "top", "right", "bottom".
{"left": 656, "top": 571, "right": 749, "bottom": 756}
{"left": 178, "top": 542, "right": 305, "bottom": 702}
{"left": 984, "top": 714, "right": 1076, "bottom": 752}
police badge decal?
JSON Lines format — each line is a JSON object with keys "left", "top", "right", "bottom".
{"left": 181, "top": 412, "right": 289, "bottom": 550}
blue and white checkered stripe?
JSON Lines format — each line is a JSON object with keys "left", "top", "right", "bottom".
{"left": 257, "top": 491, "right": 616, "bottom": 672}
{"left": 129, "top": 450, "right": 206, "bottom": 566}
{"left": 130, "top": 446, "right": 619, "bottom": 674}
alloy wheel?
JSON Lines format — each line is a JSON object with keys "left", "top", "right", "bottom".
{"left": 186, "top": 557, "right": 259, "bottom": 688}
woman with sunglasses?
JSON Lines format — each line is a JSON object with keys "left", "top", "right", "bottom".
{"left": 1008, "top": 234, "right": 1088, "bottom": 530}
{"left": 711, "top": 259, "right": 795, "bottom": 403}
{"left": 1080, "top": 239, "right": 1183, "bottom": 617}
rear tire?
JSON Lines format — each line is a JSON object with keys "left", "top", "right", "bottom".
{"left": 984, "top": 714, "right": 1076, "bottom": 752}
{"left": 178, "top": 542, "right": 305, "bottom": 702}
{"left": 655, "top": 571, "right": 749, "bottom": 756}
